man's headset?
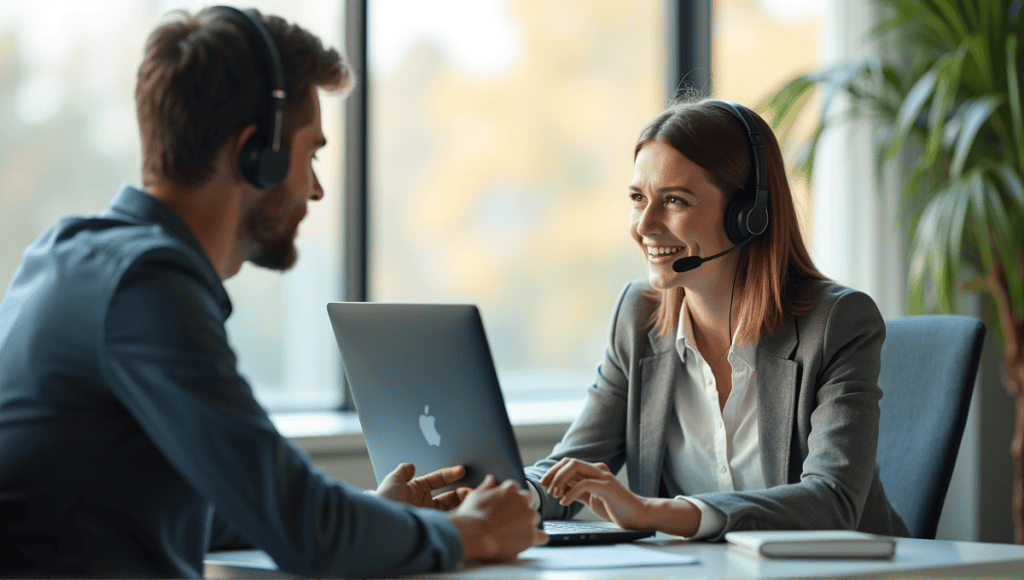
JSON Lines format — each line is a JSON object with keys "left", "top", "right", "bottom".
{"left": 215, "top": 6, "right": 289, "bottom": 190}
{"left": 671, "top": 100, "right": 770, "bottom": 273}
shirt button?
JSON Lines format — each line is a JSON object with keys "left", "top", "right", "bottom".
{"left": 717, "top": 419, "right": 724, "bottom": 429}
{"left": 719, "top": 465, "right": 727, "bottom": 474}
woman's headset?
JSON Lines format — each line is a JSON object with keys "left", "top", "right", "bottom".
{"left": 707, "top": 100, "right": 770, "bottom": 245}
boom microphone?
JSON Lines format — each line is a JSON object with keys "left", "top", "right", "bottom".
{"left": 671, "top": 236, "right": 755, "bottom": 273}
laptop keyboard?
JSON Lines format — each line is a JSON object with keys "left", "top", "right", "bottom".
{"left": 542, "top": 521, "right": 616, "bottom": 532}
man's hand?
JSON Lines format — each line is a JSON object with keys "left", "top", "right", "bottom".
{"left": 447, "top": 475, "right": 548, "bottom": 562}
{"left": 373, "top": 463, "right": 471, "bottom": 510}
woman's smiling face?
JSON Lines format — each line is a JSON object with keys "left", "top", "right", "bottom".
{"left": 628, "top": 140, "right": 733, "bottom": 291}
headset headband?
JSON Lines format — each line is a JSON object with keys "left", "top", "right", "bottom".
{"left": 216, "top": 6, "right": 286, "bottom": 152}
{"left": 708, "top": 100, "right": 769, "bottom": 239}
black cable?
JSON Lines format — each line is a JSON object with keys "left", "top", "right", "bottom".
{"left": 728, "top": 254, "right": 740, "bottom": 348}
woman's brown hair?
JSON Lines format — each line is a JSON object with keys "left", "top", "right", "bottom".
{"left": 136, "top": 7, "right": 350, "bottom": 188}
{"left": 635, "top": 99, "right": 827, "bottom": 344}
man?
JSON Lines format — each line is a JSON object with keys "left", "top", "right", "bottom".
{"left": 0, "top": 6, "right": 545, "bottom": 578}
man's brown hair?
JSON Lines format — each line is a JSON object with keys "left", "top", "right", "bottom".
{"left": 136, "top": 7, "right": 349, "bottom": 188}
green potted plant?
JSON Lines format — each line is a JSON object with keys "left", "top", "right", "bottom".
{"left": 760, "top": 0, "right": 1023, "bottom": 542}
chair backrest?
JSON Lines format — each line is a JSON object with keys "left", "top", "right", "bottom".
{"left": 876, "top": 315, "right": 986, "bottom": 539}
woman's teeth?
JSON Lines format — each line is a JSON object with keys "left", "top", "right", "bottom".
{"left": 647, "top": 246, "right": 683, "bottom": 257}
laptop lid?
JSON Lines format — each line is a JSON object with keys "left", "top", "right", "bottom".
{"left": 326, "top": 301, "right": 656, "bottom": 546}
{"left": 326, "top": 302, "right": 525, "bottom": 489}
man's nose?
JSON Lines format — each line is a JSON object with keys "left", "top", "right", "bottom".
{"left": 311, "top": 173, "right": 324, "bottom": 201}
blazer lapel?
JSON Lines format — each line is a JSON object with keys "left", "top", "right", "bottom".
{"left": 638, "top": 326, "right": 677, "bottom": 497}
{"left": 756, "top": 317, "right": 800, "bottom": 488}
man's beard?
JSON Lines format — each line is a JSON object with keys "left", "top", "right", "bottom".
{"left": 241, "top": 190, "right": 303, "bottom": 271}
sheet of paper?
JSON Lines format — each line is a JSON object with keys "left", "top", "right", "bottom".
{"left": 513, "top": 544, "right": 699, "bottom": 569}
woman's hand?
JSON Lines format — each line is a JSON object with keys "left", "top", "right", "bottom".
{"left": 539, "top": 458, "right": 651, "bottom": 530}
{"left": 373, "top": 463, "right": 471, "bottom": 510}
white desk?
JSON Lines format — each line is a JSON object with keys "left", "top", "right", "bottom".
{"left": 204, "top": 534, "right": 1024, "bottom": 578}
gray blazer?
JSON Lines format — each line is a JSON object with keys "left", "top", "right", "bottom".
{"left": 524, "top": 279, "right": 909, "bottom": 540}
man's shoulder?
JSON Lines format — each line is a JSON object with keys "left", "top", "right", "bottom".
{"left": 41, "top": 213, "right": 202, "bottom": 279}
{"left": 8, "top": 214, "right": 207, "bottom": 317}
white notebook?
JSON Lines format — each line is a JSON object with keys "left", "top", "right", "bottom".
{"left": 725, "top": 530, "right": 896, "bottom": 559}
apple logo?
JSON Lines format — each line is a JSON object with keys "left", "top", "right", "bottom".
{"left": 419, "top": 405, "right": 441, "bottom": 447}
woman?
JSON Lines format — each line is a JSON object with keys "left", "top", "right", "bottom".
{"left": 523, "top": 99, "right": 908, "bottom": 540}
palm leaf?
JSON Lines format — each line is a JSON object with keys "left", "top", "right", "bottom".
{"left": 910, "top": 185, "right": 958, "bottom": 312}
{"left": 923, "top": 45, "right": 967, "bottom": 164}
{"left": 990, "top": 165, "right": 1024, "bottom": 314}
{"left": 992, "top": 163, "right": 1024, "bottom": 209}
{"left": 1007, "top": 35, "right": 1023, "bottom": 161}
{"left": 967, "top": 169, "right": 996, "bottom": 272}
{"left": 888, "top": 67, "right": 938, "bottom": 161}
{"left": 929, "top": 0, "right": 971, "bottom": 40}
{"left": 887, "top": 0, "right": 960, "bottom": 47}
{"left": 950, "top": 95, "right": 1006, "bottom": 177}
{"left": 959, "top": 33, "right": 992, "bottom": 89}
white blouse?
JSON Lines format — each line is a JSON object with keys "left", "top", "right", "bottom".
{"left": 528, "top": 299, "right": 764, "bottom": 538}
{"left": 662, "top": 298, "right": 763, "bottom": 539}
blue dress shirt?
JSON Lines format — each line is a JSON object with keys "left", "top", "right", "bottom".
{"left": 0, "top": 185, "right": 462, "bottom": 578}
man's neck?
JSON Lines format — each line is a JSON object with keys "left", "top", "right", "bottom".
{"left": 146, "top": 174, "right": 248, "bottom": 280}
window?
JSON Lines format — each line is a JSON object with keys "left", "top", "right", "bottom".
{"left": 0, "top": 1, "right": 701, "bottom": 411}
{"left": 367, "top": 0, "right": 668, "bottom": 400}
{"left": 0, "top": 1, "right": 344, "bottom": 411}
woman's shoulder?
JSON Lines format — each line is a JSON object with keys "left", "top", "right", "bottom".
{"left": 800, "top": 279, "right": 879, "bottom": 313}
{"left": 795, "top": 278, "right": 884, "bottom": 333}
{"left": 616, "top": 278, "right": 658, "bottom": 316}
{"left": 606, "top": 278, "right": 661, "bottom": 344}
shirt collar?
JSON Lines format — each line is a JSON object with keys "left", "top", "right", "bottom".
{"left": 674, "top": 297, "right": 756, "bottom": 370}
{"left": 104, "top": 183, "right": 232, "bottom": 316}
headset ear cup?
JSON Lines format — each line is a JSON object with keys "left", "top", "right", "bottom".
{"left": 239, "top": 135, "right": 265, "bottom": 188}
{"left": 239, "top": 134, "right": 289, "bottom": 189}
{"left": 256, "top": 148, "right": 289, "bottom": 188}
{"left": 723, "top": 191, "right": 752, "bottom": 246}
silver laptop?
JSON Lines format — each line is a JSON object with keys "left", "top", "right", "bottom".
{"left": 325, "top": 302, "right": 655, "bottom": 546}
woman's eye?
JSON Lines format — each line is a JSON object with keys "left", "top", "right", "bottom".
{"left": 668, "top": 196, "right": 687, "bottom": 205}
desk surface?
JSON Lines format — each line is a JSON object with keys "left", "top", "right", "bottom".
{"left": 204, "top": 534, "right": 1024, "bottom": 579}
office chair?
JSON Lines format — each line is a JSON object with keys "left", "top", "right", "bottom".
{"left": 875, "top": 315, "right": 986, "bottom": 539}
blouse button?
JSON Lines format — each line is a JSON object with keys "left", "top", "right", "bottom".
{"left": 719, "top": 465, "right": 727, "bottom": 474}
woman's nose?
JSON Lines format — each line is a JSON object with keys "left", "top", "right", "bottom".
{"left": 635, "top": 204, "right": 663, "bottom": 237}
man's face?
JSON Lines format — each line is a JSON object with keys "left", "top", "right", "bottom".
{"left": 243, "top": 87, "right": 327, "bottom": 271}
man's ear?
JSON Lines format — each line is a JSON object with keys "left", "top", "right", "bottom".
{"left": 229, "top": 123, "right": 260, "bottom": 185}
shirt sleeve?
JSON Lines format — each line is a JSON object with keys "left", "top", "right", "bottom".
{"left": 675, "top": 496, "right": 725, "bottom": 539}
{"left": 527, "top": 479, "right": 542, "bottom": 511}
{"left": 101, "top": 261, "right": 462, "bottom": 577}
